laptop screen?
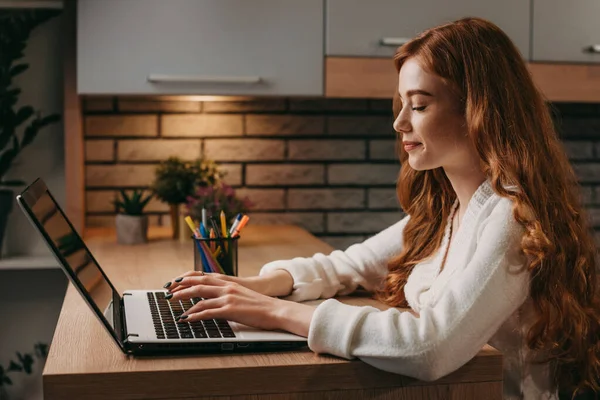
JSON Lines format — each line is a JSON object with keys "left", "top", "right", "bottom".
{"left": 17, "top": 179, "right": 125, "bottom": 351}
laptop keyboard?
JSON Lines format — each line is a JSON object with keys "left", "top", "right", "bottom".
{"left": 147, "top": 292, "right": 236, "bottom": 340}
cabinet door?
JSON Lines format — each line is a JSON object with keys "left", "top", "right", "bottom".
{"left": 532, "top": 0, "right": 600, "bottom": 63}
{"left": 326, "top": 0, "right": 530, "bottom": 59}
{"left": 78, "top": 0, "right": 323, "bottom": 95}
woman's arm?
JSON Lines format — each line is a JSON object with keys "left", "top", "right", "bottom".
{"left": 258, "top": 214, "right": 411, "bottom": 302}
{"left": 247, "top": 270, "right": 294, "bottom": 297}
{"left": 165, "top": 215, "right": 410, "bottom": 336}
{"left": 305, "top": 199, "right": 530, "bottom": 381}
{"left": 166, "top": 215, "right": 410, "bottom": 300}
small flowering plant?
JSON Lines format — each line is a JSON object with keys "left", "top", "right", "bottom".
{"left": 186, "top": 183, "right": 253, "bottom": 223}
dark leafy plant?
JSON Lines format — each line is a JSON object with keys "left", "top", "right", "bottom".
{"left": 114, "top": 189, "right": 153, "bottom": 216}
{"left": 0, "top": 9, "right": 61, "bottom": 187}
{"left": 152, "top": 157, "right": 224, "bottom": 205}
{"left": 186, "top": 182, "right": 253, "bottom": 223}
{"left": 0, "top": 342, "right": 48, "bottom": 390}
{"left": 56, "top": 231, "right": 85, "bottom": 258}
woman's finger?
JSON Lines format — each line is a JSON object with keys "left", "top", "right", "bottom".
{"left": 178, "top": 297, "right": 224, "bottom": 319}
{"left": 166, "top": 275, "right": 230, "bottom": 295}
{"left": 169, "top": 283, "right": 223, "bottom": 301}
{"left": 168, "top": 284, "right": 190, "bottom": 294}
{"left": 178, "top": 274, "right": 230, "bottom": 288}
{"left": 163, "top": 271, "right": 221, "bottom": 291}
{"left": 163, "top": 270, "right": 207, "bottom": 291}
{"left": 181, "top": 302, "right": 228, "bottom": 323}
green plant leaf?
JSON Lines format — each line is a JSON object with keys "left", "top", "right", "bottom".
{"left": 19, "top": 121, "right": 37, "bottom": 148}
{"left": 15, "top": 105, "right": 34, "bottom": 126}
{"left": 0, "top": 95, "right": 17, "bottom": 110}
{"left": 139, "top": 192, "right": 153, "bottom": 210}
{"left": 114, "top": 200, "right": 125, "bottom": 213}
{"left": 3, "top": 88, "right": 21, "bottom": 108}
{"left": 123, "top": 190, "right": 132, "bottom": 209}
{"left": 39, "top": 113, "right": 60, "bottom": 126}
{"left": 9, "top": 63, "right": 28, "bottom": 77}
{"left": 132, "top": 189, "right": 141, "bottom": 205}
{"left": 116, "top": 190, "right": 130, "bottom": 214}
{"left": 115, "top": 189, "right": 153, "bottom": 215}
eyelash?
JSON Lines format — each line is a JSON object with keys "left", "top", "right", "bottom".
{"left": 412, "top": 106, "right": 427, "bottom": 112}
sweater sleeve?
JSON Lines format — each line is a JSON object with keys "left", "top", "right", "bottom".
{"left": 307, "top": 199, "right": 530, "bottom": 381}
{"left": 258, "top": 215, "right": 410, "bottom": 302}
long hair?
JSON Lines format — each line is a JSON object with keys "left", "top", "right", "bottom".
{"left": 375, "top": 17, "right": 600, "bottom": 394}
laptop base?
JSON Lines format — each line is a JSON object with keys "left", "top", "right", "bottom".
{"left": 128, "top": 341, "right": 308, "bottom": 355}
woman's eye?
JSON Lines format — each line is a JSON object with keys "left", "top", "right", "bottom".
{"left": 412, "top": 106, "right": 427, "bottom": 112}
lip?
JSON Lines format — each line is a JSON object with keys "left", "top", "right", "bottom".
{"left": 403, "top": 141, "right": 422, "bottom": 151}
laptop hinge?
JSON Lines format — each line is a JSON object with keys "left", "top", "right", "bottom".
{"left": 120, "top": 295, "right": 132, "bottom": 350}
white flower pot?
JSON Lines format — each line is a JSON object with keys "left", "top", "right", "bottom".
{"left": 115, "top": 214, "right": 148, "bottom": 245}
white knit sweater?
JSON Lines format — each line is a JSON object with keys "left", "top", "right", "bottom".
{"left": 260, "top": 179, "right": 558, "bottom": 399}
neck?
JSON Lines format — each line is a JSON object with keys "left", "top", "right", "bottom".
{"left": 443, "top": 165, "right": 487, "bottom": 217}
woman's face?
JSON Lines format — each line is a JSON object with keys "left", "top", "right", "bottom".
{"left": 393, "top": 58, "right": 475, "bottom": 172}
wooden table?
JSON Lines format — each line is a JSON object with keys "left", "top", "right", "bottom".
{"left": 43, "top": 225, "right": 503, "bottom": 400}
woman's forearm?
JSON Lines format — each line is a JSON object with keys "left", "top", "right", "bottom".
{"left": 274, "top": 300, "right": 315, "bottom": 338}
{"left": 248, "top": 269, "right": 294, "bottom": 297}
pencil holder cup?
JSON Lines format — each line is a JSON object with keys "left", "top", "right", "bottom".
{"left": 192, "top": 236, "right": 239, "bottom": 276}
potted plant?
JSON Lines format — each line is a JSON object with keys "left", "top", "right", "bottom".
{"left": 0, "top": 342, "right": 48, "bottom": 400}
{"left": 152, "top": 157, "right": 223, "bottom": 239}
{"left": 186, "top": 183, "right": 253, "bottom": 224}
{"left": 114, "top": 189, "right": 153, "bottom": 245}
{"left": 0, "top": 9, "right": 61, "bottom": 256}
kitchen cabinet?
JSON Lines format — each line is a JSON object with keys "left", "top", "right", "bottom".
{"left": 326, "top": 0, "right": 530, "bottom": 59}
{"left": 77, "top": 0, "right": 323, "bottom": 95}
{"left": 532, "top": 0, "right": 600, "bottom": 63}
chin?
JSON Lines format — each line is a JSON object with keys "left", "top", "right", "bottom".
{"left": 407, "top": 156, "right": 439, "bottom": 171}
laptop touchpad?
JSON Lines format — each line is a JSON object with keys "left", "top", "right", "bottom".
{"left": 229, "top": 322, "right": 306, "bottom": 341}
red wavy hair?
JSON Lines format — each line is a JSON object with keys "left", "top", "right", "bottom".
{"left": 375, "top": 17, "right": 600, "bottom": 395}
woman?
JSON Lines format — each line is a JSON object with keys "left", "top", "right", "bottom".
{"left": 163, "top": 17, "right": 600, "bottom": 399}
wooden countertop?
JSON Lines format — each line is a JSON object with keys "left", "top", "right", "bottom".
{"left": 43, "top": 225, "right": 503, "bottom": 400}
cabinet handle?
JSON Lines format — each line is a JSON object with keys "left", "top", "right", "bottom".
{"left": 379, "top": 37, "right": 411, "bottom": 47}
{"left": 584, "top": 45, "right": 600, "bottom": 54}
{"left": 147, "top": 74, "right": 262, "bottom": 84}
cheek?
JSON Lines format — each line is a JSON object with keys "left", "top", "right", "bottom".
{"left": 417, "top": 112, "right": 466, "bottom": 148}
{"left": 413, "top": 113, "right": 444, "bottom": 146}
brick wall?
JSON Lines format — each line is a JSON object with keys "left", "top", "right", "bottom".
{"left": 83, "top": 97, "right": 600, "bottom": 249}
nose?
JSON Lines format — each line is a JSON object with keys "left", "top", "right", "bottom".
{"left": 393, "top": 109, "right": 411, "bottom": 134}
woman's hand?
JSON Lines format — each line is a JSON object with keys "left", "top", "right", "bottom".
{"left": 164, "top": 274, "right": 315, "bottom": 337}
{"left": 163, "top": 269, "right": 294, "bottom": 298}
{"left": 163, "top": 271, "right": 262, "bottom": 295}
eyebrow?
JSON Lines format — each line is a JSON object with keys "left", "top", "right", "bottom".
{"left": 398, "top": 89, "right": 434, "bottom": 98}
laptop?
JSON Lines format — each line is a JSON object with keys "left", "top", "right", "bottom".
{"left": 17, "top": 179, "right": 307, "bottom": 355}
